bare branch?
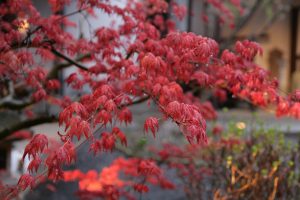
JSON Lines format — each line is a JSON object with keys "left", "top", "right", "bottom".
{"left": 119, "top": 96, "right": 150, "bottom": 109}
{"left": 0, "top": 115, "right": 57, "bottom": 141}
{"left": 220, "top": 0, "right": 262, "bottom": 49}
{"left": 51, "top": 48, "right": 89, "bottom": 71}
{"left": 0, "top": 99, "right": 32, "bottom": 110}
{"left": 47, "top": 53, "right": 91, "bottom": 79}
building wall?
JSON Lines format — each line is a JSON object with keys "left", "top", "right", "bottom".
{"left": 216, "top": 4, "right": 293, "bottom": 92}
{"left": 255, "top": 16, "right": 290, "bottom": 92}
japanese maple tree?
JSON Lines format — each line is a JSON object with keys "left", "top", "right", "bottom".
{"left": 0, "top": 0, "right": 299, "bottom": 199}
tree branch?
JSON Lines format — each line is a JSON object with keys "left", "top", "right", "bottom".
{"left": 0, "top": 115, "right": 57, "bottom": 141}
{"left": 47, "top": 53, "right": 91, "bottom": 79}
{"left": 51, "top": 48, "right": 89, "bottom": 71}
{"left": 220, "top": 0, "right": 262, "bottom": 49}
{"left": 119, "top": 96, "right": 150, "bottom": 109}
{"left": 0, "top": 100, "right": 33, "bottom": 110}
{"left": 0, "top": 95, "right": 150, "bottom": 140}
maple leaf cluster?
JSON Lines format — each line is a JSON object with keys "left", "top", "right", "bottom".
{"left": 0, "top": 0, "right": 299, "bottom": 199}
{"left": 63, "top": 157, "right": 174, "bottom": 199}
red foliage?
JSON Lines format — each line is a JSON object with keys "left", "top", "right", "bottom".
{"left": 45, "top": 141, "right": 76, "bottom": 181}
{"left": 133, "top": 184, "right": 149, "bottom": 193}
{"left": 22, "top": 134, "right": 48, "bottom": 160}
{"left": 27, "top": 157, "right": 42, "bottom": 173}
{"left": 63, "top": 157, "right": 174, "bottom": 199}
{"left": 1, "top": 0, "right": 299, "bottom": 199}
{"left": 17, "top": 174, "right": 35, "bottom": 191}
{"left": 144, "top": 117, "right": 159, "bottom": 138}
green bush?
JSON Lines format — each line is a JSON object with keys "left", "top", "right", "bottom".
{"left": 156, "top": 123, "right": 300, "bottom": 200}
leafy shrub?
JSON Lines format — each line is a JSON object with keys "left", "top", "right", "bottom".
{"left": 152, "top": 123, "right": 300, "bottom": 200}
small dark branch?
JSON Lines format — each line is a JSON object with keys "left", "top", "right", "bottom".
{"left": 57, "top": 7, "right": 86, "bottom": 20}
{"left": 51, "top": 48, "right": 89, "bottom": 71}
{"left": 126, "top": 51, "right": 134, "bottom": 60}
{"left": 0, "top": 100, "right": 33, "bottom": 110}
{"left": 0, "top": 115, "right": 58, "bottom": 141}
{"left": 129, "top": 96, "right": 150, "bottom": 105}
{"left": 220, "top": 0, "right": 262, "bottom": 49}
{"left": 47, "top": 53, "right": 91, "bottom": 79}
{"left": 119, "top": 96, "right": 150, "bottom": 109}
{"left": 1, "top": 39, "right": 34, "bottom": 53}
{"left": 235, "top": 0, "right": 261, "bottom": 32}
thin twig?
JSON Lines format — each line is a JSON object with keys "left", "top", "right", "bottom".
{"left": 51, "top": 48, "right": 89, "bottom": 71}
